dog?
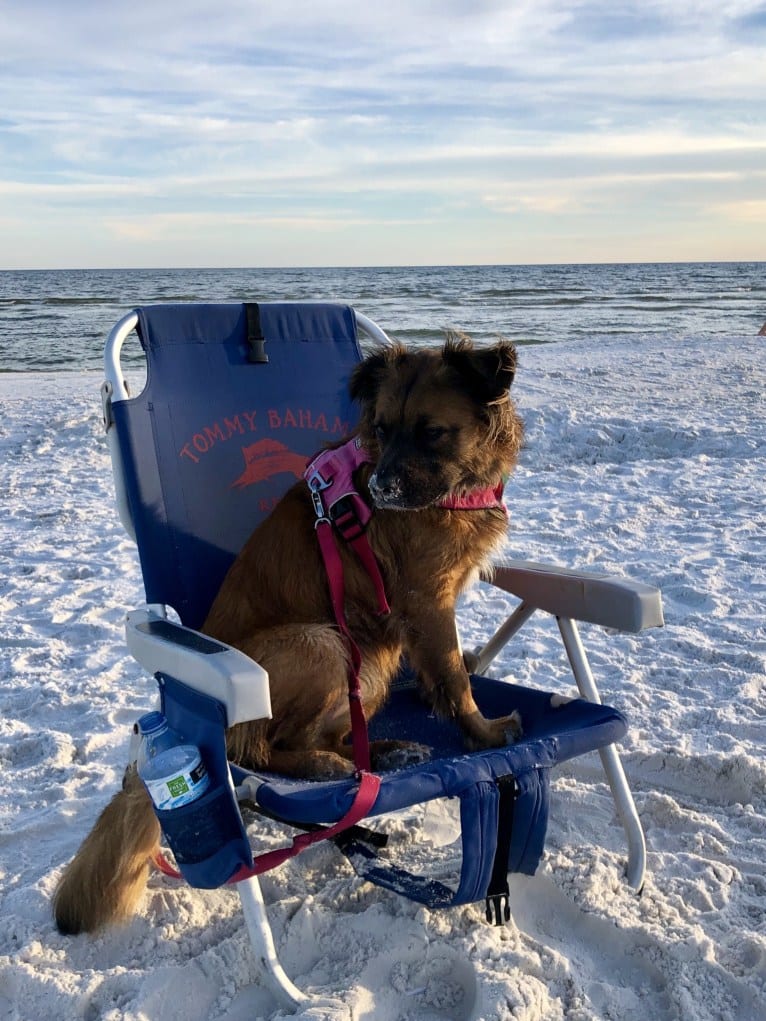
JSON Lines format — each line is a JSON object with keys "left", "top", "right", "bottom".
{"left": 53, "top": 335, "right": 524, "bottom": 934}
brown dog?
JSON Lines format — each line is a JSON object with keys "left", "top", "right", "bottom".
{"left": 53, "top": 335, "right": 524, "bottom": 934}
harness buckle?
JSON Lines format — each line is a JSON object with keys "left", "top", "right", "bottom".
{"left": 330, "top": 495, "right": 367, "bottom": 541}
{"left": 306, "top": 468, "right": 331, "bottom": 493}
{"left": 307, "top": 469, "right": 332, "bottom": 521}
{"left": 311, "top": 489, "right": 327, "bottom": 521}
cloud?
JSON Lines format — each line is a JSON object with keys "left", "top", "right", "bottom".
{"left": 0, "top": 1, "right": 764, "bottom": 266}
{"left": 710, "top": 198, "right": 766, "bottom": 222}
{"left": 483, "top": 192, "right": 582, "bottom": 216}
{"left": 103, "top": 209, "right": 434, "bottom": 242}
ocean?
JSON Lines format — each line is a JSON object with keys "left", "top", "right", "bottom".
{"left": 0, "top": 262, "right": 764, "bottom": 373}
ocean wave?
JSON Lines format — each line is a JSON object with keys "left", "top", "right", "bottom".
{"left": 41, "top": 296, "right": 114, "bottom": 306}
{"left": 1, "top": 262, "right": 764, "bottom": 372}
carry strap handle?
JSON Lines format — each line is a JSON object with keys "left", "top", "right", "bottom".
{"left": 336, "top": 769, "right": 550, "bottom": 917}
{"left": 336, "top": 779, "right": 502, "bottom": 909}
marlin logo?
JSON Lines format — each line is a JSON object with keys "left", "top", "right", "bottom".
{"left": 231, "top": 439, "right": 309, "bottom": 490}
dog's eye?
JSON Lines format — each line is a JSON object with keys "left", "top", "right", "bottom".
{"left": 374, "top": 423, "right": 390, "bottom": 443}
{"left": 422, "top": 425, "right": 447, "bottom": 442}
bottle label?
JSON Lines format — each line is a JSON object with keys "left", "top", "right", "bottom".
{"left": 144, "top": 758, "right": 210, "bottom": 810}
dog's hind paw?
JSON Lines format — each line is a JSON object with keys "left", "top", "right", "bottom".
{"left": 371, "top": 741, "right": 431, "bottom": 772}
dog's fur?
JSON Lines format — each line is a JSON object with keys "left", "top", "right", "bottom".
{"left": 53, "top": 336, "right": 524, "bottom": 934}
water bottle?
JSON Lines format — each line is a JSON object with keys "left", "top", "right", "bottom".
{"left": 136, "top": 711, "right": 210, "bottom": 810}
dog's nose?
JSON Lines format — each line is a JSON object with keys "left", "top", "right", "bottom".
{"left": 368, "top": 472, "right": 403, "bottom": 506}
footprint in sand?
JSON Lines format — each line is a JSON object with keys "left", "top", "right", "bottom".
{"left": 508, "top": 872, "right": 762, "bottom": 1021}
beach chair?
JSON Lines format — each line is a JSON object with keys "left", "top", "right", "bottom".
{"left": 100, "top": 302, "right": 663, "bottom": 1009}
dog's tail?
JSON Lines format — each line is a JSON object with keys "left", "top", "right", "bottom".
{"left": 53, "top": 767, "right": 161, "bottom": 934}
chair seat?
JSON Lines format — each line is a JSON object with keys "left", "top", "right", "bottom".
{"left": 233, "top": 676, "right": 626, "bottom": 823}
{"left": 223, "top": 677, "right": 629, "bottom": 910}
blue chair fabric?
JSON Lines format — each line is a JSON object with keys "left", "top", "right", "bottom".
{"left": 114, "top": 302, "right": 361, "bottom": 629}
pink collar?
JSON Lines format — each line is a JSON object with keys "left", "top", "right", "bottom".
{"left": 305, "top": 438, "right": 507, "bottom": 517}
{"left": 439, "top": 481, "right": 507, "bottom": 514}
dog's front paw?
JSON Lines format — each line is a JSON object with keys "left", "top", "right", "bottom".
{"left": 461, "top": 710, "right": 523, "bottom": 750}
{"left": 503, "top": 710, "right": 523, "bottom": 744}
{"left": 487, "top": 711, "right": 523, "bottom": 745}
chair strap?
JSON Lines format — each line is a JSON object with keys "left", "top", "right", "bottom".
{"left": 336, "top": 778, "right": 512, "bottom": 910}
{"left": 336, "top": 768, "right": 549, "bottom": 919}
{"left": 485, "top": 774, "right": 517, "bottom": 924}
{"left": 244, "top": 302, "right": 269, "bottom": 364}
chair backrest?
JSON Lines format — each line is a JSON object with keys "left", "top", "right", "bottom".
{"left": 110, "top": 303, "right": 363, "bottom": 629}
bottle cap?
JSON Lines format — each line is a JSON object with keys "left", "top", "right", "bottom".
{"left": 137, "top": 711, "right": 167, "bottom": 736}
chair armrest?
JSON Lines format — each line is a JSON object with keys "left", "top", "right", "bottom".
{"left": 488, "top": 560, "right": 664, "bottom": 633}
{"left": 126, "top": 607, "right": 272, "bottom": 727}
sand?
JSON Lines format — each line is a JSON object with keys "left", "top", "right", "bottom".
{"left": 1, "top": 331, "right": 764, "bottom": 1020}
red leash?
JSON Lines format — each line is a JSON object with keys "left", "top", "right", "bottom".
{"left": 314, "top": 523, "right": 373, "bottom": 770}
{"left": 153, "top": 770, "right": 380, "bottom": 884}
{"left": 304, "top": 438, "right": 391, "bottom": 773}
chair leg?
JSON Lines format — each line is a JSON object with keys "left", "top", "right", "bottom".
{"left": 557, "top": 617, "right": 647, "bottom": 892}
{"left": 472, "top": 600, "right": 537, "bottom": 675}
{"left": 237, "top": 875, "right": 308, "bottom": 1011}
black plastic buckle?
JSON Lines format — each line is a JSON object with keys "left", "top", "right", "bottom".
{"left": 485, "top": 886, "right": 511, "bottom": 926}
{"left": 333, "top": 824, "right": 389, "bottom": 853}
{"left": 330, "top": 495, "right": 365, "bottom": 541}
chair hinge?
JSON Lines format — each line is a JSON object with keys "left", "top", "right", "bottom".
{"left": 100, "top": 380, "right": 114, "bottom": 433}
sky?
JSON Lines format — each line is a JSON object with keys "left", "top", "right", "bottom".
{"left": 0, "top": 0, "right": 765, "bottom": 269}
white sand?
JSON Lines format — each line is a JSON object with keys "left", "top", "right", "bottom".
{"left": 1, "top": 332, "right": 764, "bottom": 1020}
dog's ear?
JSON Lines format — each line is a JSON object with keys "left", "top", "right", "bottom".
{"left": 349, "top": 351, "right": 387, "bottom": 406}
{"left": 349, "top": 346, "right": 399, "bottom": 406}
{"left": 443, "top": 336, "right": 517, "bottom": 403}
